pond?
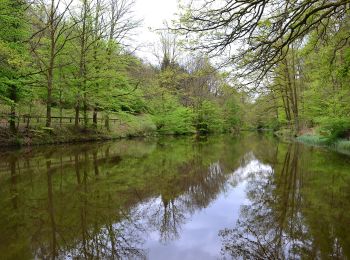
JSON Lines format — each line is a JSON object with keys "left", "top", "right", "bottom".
{"left": 0, "top": 134, "right": 350, "bottom": 259}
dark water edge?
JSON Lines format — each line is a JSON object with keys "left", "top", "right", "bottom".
{"left": 0, "top": 133, "right": 350, "bottom": 259}
{"left": 0, "top": 126, "right": 144, "bottom": 148}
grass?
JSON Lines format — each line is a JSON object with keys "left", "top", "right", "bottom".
{"left": 335, "top": 140, "right": 350, "bottom": 153}
{"left": 296, "top": 134, "right": 330, "bottom": 146}
{"left": 1, "top": 102, "right": 200, "bottom": 147}
{"left": 0, "top": 103, "right": 77, "bottom": 117}
{"left": 297, "top": 134, "right": 350, "bottom": 154}
{"left": 0, "top": 108, "right": 158, "bottom": 147}
{"left": 1, "top": 102, "right": 157, "bottom": 132}
{"left": 110, "top": 112, "right": 156, "bottom": 137}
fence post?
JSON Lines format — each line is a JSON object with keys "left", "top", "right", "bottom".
{"left": 105, "top": 114, "right": 110, "bottom": 131}
{"left": 26, "top": 115, "right": 30, "bottom": 128}
{"left": 16, "top": 115, "right": 20, "bottom": 130}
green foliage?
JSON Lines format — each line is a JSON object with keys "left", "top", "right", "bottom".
{"left": 195, "top": 100, "right": 224, "bottom": 134}
{"left": 336, "top": 140, "right": 350, "bottom": 152}
{"left": 297, "top": 134, "right": 350, "bottom": 154}
{"left": 0, "top": 0, "right": 30, "bottom": 104}
{"left": 297, "top": 135, "right": 330, "bottom": 146}
{"left": 243, "top": 16, "right": 350, "bottom": 141}
{"left": 317, "top": 117, "right": 350, "bottom": 140}
{"left": 147, "top": 88, "right": 194, "bottom": 135}
{"left": 154, "top": 106, "right": 195, "bottom": 135}
{"left": 222, "top": 97, "right": 241, "bottom": 132}
{"left": 0, "top": 0, "right": 245, "bottom": 138}
{"left": 116, "top": 112, "right": 156, "bottom": 136}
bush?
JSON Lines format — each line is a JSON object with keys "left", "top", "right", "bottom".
{"left": 222, "top": 99, "right": 241, "bottom": 132}
{"left": 194, "top": 100, "right": 224, "bottom": 134}
{"left": 317, "top": 117, "right": 350, "bottom": 141}
{"left": 154, "top": 107, "right": 195, "bottom": 135}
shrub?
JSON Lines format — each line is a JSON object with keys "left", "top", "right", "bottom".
{"left": 317, "top": 117, "right": 350, "bottom": 141}
{"left": 154, "top": 107, "right": 195, "bottom": 135}
{"left": 194, "top": 100, "right": 224, "bottom": 134}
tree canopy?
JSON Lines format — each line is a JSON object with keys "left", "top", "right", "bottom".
{"left": 178, "top": 0, "right": 350, "bottom": 80}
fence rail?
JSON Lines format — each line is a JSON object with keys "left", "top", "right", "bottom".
{"left": 0, "top": 113, "right": 121, "bottom": 129}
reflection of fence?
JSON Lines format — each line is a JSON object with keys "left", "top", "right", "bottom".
{"left": 0, "top": 113, "right": 121, "bottom": 128}
{"left": 0, "top": 152, "right": 118, "bottom": 174}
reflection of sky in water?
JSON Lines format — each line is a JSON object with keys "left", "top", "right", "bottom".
{"left": 142, "top": 154, "right": 273, "bottom": 260}
{"left": 2, "top": 137, "right": 349, "bottom": 259}
{"left": 43, "top": 153, "right": 273, "bottom": 260}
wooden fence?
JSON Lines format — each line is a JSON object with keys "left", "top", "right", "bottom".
{"left": 0, "top": 113, "right": 121, "bottom": 129}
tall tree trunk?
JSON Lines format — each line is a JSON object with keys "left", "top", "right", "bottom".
{"left": 79, "top": 0, "right": 87, "bottom": 128}
{"left": 46, "top": 0, "right": 56, "bottom": 128}
{"left": 58, "top": 65, "right": 63, "bottom": 126}
{"left": 92, "top": 0, "right": 101, "bottom": 129}
{"left": 46, "top": 71, "right": 53, "bottom": 127}
{"left": 9, "top": 85, "right": 17, "bottom": 133}
{"left": 105, "top": 113, "right": 109, "bottom": 131}
{"left": 59, "top": 100, "right": 63, "bottom": 126}
{"left": 75, "top": 102, "right": 80, "bottom": 127}
{"left": 83, "top": 91, "right": 88, "bottom": 127}
{"left": 93, "top": 107, "right": 98, "bottom": 128}
{"left": 284, "top": 59, "right": 296, "bottom": 129}
{"left": 291, "top": 49, "right": 299, "bottom": 134}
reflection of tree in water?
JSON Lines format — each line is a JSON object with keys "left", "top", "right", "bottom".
{"left": 57, "top": 210, "right": 148, "bottom": 259}
{"left": 143, "top": 160, "right": 229, "bottom": 244}
{"left": 219, "top": 143, "right": 349, "bottom": 259}
{"left": 0, "top": 139, "right": 230, "bottom": 258}
{"left": 34, "top": 213, "right": 148, "bottom": 259}
{"left": 145, "top": 197, "right": 186, "bottom": 243}
{"left": 220, "top": 144, "right": 310, "bottom": 259}
{"left": 31, "top": 149, "right": 148, "bottom": 260}
{"left": 0, "top": 136, "right": 250, "bottom": 259}
{"left": 187, "top": 162, "right": 228, "bottom": 209}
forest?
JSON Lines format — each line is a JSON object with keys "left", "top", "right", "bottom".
{"left": 1, "top": 1, "right": 350, "bottom": 259}
{"left": 1, "top": 0, "right": 350, "bottom": 148}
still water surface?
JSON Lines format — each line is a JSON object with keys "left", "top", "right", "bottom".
{"left": 0, "top": 134, "right": 350, "bottom": 259}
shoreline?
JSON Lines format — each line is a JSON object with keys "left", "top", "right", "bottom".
{"left": 274, "top": 128, "right": 350, "bottom": 155}
{"left": 0, "top": 124, "right": 200, "bottom": 149}
{"left": 3, "top": 125, "right": 350, "bottom": 157}
{"left": 296, "top": 134, "right": 350, "bottom": 155}
{"left": 0, "top": 125, "right": 158, "bottom": 149}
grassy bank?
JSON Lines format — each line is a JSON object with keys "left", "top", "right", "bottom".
{"left": 273, "top": 124, "right": 350, "bottom": 155}
{"left": 296, "top": 134, "right": 350, "bottom": 154}
{"left": 1, "top": 100, "right": 240, "bottom": 147}
{"left": 0, "top": 113, "right": 158, "bottom": 147}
